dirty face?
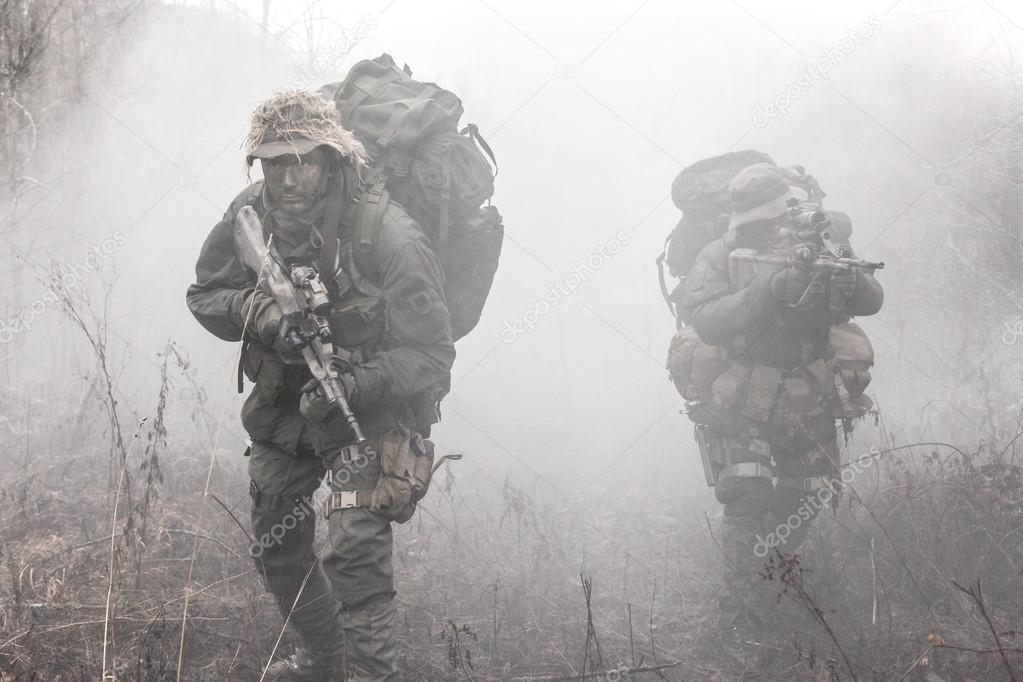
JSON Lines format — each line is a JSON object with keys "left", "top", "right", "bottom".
{"left": 260, "top": 146, "right": 329, "bottom": 215}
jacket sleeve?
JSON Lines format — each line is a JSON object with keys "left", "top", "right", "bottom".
{"left": 185, "top": 214, "right": 256, "bottom": 342}
{"left": 349, "top": 219, "right": 455, "bottom": 410}
{"left": 834, "top": 239, "right": 884, "bottom": 317}
{"left": 825, "top": 211, "right": 883, "bottom": 317}
{"left": 680, "top": 243, "right": 778, "bottom": 346}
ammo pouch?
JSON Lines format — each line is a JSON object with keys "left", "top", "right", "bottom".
{"left": 371, "top": 427, "right": 435, "bottom": 524}
{"left": 829, "top": 322, "right": 875, "bottom": 418}
{"left": 710, "top": 359, "right": 834, "bottom": 427}
{"left": 666, "top": 326, "right": 730, "bottom": 401}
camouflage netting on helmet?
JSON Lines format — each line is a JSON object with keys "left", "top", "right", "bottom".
{"left": 244, "top": 89, "right": 368, "bottom": 169}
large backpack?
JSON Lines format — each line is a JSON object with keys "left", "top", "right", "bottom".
{"left": 657, "top": 150, "right": 826, "bottom": 324}
{"left": 320, "top": 54, "right": 503, "bottom": 341}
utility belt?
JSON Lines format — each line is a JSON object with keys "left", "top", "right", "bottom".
{"left": 249, "top": 429, "right": 444, "bottom": 524}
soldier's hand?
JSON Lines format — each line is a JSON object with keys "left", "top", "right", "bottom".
{"left": 769, "top": 266, "right": 812, "bottom": 304}
{"left": 240, "top": 290, "right": 304, "bottom": 354}
{"left": 298, "top": 375, "right": 357, "bottom": 423}
{"left": 300, "top": 384, "right": 333, "bottom": 423}
{"left": 830, "top": 269, "right": 859, "bottom": 301}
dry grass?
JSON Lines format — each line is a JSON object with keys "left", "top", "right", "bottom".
{"left": 0, "top": 327, "right": 1020, "bottom": 682}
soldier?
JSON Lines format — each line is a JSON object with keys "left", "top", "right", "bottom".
{"left": 679, "top": 163, "right": 883, "bottom": 664}
{"left": 186, "top": 91, "right": 454, "bottom": 680}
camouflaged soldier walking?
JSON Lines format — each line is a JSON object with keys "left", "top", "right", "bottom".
{"left": 670, "top": 160, "right": 884, "bottom": 667}
{"left": 186, "top": 91, "right": 454, "bottom": 680}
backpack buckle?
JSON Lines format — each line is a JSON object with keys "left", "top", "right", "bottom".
{"left": 330, "top": 491, "right": 360, "bottom": 510}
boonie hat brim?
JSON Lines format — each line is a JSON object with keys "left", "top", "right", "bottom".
{"left": 246, "top": 137, "right": 322, "bottom": 165}
{"left": 729, "top": 191, "right": 792, "bottom": 229}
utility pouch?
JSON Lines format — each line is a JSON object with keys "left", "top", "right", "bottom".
{"left": 711, "top": 362, "right": 752, "bottom": 410}
{"left": 775, "top": 376, "right": 819, "bottom": 426}
{"left": 371, "top": 428, "right": 435, "bottom": 523}
{"left": 243, "top": 344, "right": 286, "bottom": 405}
{"left": 691, "top": 342, "right": 731, "bottom": 399}
{"left": 828, "top": 322, "right": 875, "bottom": 418}
{"left": 741, "top": 365, "right": 782, "bottom": 423}
{"left": 804, "top": 358, "right": 836, "bottom": 398}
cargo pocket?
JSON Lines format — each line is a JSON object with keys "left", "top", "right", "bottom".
{"left": 244, "top": 344, "right": 286, "bottom": 405}
{"left": 775, "top": 376, "right": 821, "bottom": 426}
{"left": 329, "top": 294, "right": 386, "bottom": 348}
{"left": 711, "top": 362, "right": 752, "bottom": 410}
{"left": 741, "top": 365, "right": 782, "bottom": 423}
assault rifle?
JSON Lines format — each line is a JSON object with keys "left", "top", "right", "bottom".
{"left": 729, "top": 206, "right": 884, "bottom": 310}
{"left": 234, "top": 205, "right": 367, "bottom": 446}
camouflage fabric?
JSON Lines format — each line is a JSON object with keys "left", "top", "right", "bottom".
{"left": 185, "top": 179, "right": 455, "bottom": 455}
{"left": 680, "top": 221, "right": 883, "bottom": 639}
{"left": 248, "top": 434, "right": 394, "bottom": 679}
{"left": 187, "top": 166, "right": 453, "bottom": 678}
{"left": 713, "top": 415, "right": 838, "bottom": 630}
{"left": 680, "top": 227, "right": 883, "bottom": 363}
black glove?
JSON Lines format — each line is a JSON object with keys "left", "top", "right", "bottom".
{"left": 769, "top": 266, "right": 812, "bottom": 305}
{"left": 299, "top": 375, "right": 358, "bottom": 423}
{"left": 240, "top": 289, "right": 301, "bottom": 353}
{"left": 830, "top": 269, "right": 858, "bottom": 301}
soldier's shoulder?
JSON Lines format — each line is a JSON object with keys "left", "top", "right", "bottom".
{"left": 224, "top": 181, "right": 265, "bottom": 217}
{"left": 374, "top": 200, "right": 432, "bottom": 255}
{"left": 691, "top": 232, "right": 734, "bottom": 272}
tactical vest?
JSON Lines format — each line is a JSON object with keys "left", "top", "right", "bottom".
{"left": 667, "top": 237, "right": 874, "bottom": 428}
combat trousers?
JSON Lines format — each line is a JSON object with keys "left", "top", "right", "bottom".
{"left": 248, "top": 437, "right": 398, "bottom": 680}
{"left": 712, "top": 416, "right": 840, "bottom": 634}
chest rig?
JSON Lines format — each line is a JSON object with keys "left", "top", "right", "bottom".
{"left": 710, "top": 232, "right": 837, "bottom": 428}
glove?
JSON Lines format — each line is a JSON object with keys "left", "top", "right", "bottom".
{"left": 830, "top": 269, "right": 859, "bottom": 302}
{"left": 769, "top": 266, "right": 812, "bottom": 305}
{"left": 240, "top": 289, "right": 302, "bottom": 353}
{"left": 299, "top": 374, "right": 357, "bottom": 423}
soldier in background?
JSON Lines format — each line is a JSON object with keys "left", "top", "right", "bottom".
{"left": 678, "top": 162, "right": 883, "bottom": 665}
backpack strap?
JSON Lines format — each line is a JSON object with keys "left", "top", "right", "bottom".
{"left": 318, "top": 172, "right": 347, "bottom": 279}
{"left": 460, "top": 123, "right": 498, "bottom": 177}
{"left": 435, "top": 144, "right": 453, "bottom": 266}
{"left": 344, "top": 180, "right": 390, "bottom": 285}
{"left": 656, "top": 233, "right": 678, "bottom": 322}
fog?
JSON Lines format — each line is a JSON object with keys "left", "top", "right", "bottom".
{"left": 14, "top": 0, "right": 1009, "bottom": 487}
{"left": 2, "top": 0, "right": 1022, "bottom": 678}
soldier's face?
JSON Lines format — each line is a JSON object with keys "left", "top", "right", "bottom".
{"left": 261, "top": 147, "right": 328, "bottom": 215}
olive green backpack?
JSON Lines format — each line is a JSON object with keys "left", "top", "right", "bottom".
{"left": 320, "top": 54, "right": 503, "bottom": 341}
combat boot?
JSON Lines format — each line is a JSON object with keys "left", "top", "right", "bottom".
{"left": 265, "top": 646, "right": 344, "bottom": 681}
{"left": 343, "top": 598, "right": 399, "bottom": 681}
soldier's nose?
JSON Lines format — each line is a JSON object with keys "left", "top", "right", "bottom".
{"left": 282, "top": 166, "right": 300, "bottom": 189}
